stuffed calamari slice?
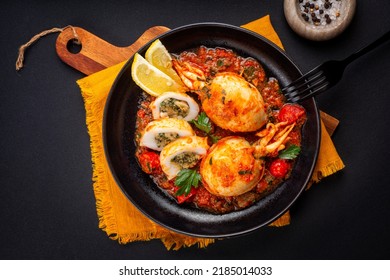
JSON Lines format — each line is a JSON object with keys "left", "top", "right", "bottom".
{"left": 140, "top": 118, "right": 194, "bottom": 151}
{"left": 150, "top": 91, "right": 200, "bottom": 121}
{"left": 160, "top": 136, "right": 209, "bottom": 180}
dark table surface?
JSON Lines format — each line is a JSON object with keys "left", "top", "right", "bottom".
{"left": 1, "top": 0, "right": 390, "bottom": 260}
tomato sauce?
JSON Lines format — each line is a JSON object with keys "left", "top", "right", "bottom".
{"left": 135, "top": 46, "right": 306, "bottom": 214}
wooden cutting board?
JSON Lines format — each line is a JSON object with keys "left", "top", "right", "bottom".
{"left": 55, "top": 26, "right": 339, "bottom": 135}
{"left": 56, "top": 26, "right": 170, "bottom": 75}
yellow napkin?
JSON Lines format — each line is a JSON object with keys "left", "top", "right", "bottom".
{"left": 77, "top": 15, "right": 345, "bottom": 249}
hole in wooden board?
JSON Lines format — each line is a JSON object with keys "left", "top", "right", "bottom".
{"left": 66, "top": 38, "right": 82, "bottom": 54}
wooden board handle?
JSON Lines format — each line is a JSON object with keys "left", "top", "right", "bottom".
{"left": 55, "top": 26, "right": 170, "bottom": 75}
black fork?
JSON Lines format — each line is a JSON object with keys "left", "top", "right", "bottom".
{"left": 282, "top": 30, "right": 390, "bottom": 103}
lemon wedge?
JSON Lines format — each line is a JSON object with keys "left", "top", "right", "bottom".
{"left": 131, "top": 53, "right": 184, "bottom": 97}
{"left": 145, "top": 39, "right": 184, "bottom": 86}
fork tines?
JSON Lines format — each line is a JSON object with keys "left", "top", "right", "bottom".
{"left": 282, "top": 68, "right": 329, "bottom": 103}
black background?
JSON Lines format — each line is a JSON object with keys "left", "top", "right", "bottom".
{"left": 1, "top": 0, "right": 389, "bottom": 259}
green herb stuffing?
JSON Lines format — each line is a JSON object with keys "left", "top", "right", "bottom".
{"left": 171, "top": 152, "right": 200, "bottom": 169}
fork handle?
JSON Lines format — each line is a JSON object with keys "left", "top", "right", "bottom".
{"left": 344, "top": 30, "right": 390, "bottom": 64}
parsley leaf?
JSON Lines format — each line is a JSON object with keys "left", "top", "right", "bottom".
{"left": 278, "top": 145, "right": 301, "bottom": 160}
{"left": 243, "top": 66, "right": 255, "bottom": 80}
{"left": 238, "top": 170, "right": 252, "bottom": 175}
{"left": 209, "top": 134, "right": 220, "bottom": 144}
{"left": 217, "top": 59, "right": 224, "bottom": 67}
{"left": 191, "top": 112, "right": 212, "bottom": 134}
{"left": 190, "top": 112, "right": 219, "bottom": 143}
{"left": 175, "top": 169, "right": 201, "bottom": 196}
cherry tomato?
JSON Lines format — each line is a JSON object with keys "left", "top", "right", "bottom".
{"left": 138, "top": 151, "right": 160, "bottom": 174}
{"left": 278, "top": 104, "right": 305, "bottom": 124}
{"left": 176, "top": 187, "right": 198, "bottom": 204}
{"left": 269, "top": 159, "right": 290, "bottom": 178}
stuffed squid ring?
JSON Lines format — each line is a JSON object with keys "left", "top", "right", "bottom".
{"left": 140, "top": 118, "right": 194, "bottom": 151}
{"left": 150, "top": 91, "right": 200, "bottom": 121}
{"left": 160, "top": 136, "right": 209, "bottom": 180}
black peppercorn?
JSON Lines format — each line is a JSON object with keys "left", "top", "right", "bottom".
{"left": 298, "top": 0, "right": 342, "bottom": 26}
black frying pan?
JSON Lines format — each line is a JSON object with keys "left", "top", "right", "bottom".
{"left": 103, "top": 23, "right": 320, "bottom": 238}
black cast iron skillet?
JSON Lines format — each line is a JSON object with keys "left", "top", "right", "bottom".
{"left": 103, "top": 23, "right": 320, "bottom": 238}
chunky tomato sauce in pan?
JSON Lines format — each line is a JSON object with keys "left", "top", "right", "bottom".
{"left": 135, "top": 46, "right": 306, "bottom": 214}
